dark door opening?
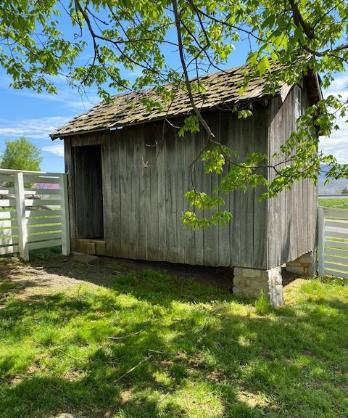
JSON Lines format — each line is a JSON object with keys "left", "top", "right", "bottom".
{"left": 73, "top": 145, "right": 104, "bottom": 239}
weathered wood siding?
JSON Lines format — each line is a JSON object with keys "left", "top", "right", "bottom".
{"left": 64, "top": 86, "right": 317, "bottom": 269}
{"left": 65, "top": 106, "right": 269, "bottom": 268}
{"left": 267, "top": 85, "right": 317, "bottom": 268}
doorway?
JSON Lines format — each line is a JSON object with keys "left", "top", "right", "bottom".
{"left": 73, "top": 145, "right": 104, "bottom": 239}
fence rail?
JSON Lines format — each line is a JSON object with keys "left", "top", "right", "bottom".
{"left": 318, "top": 206, "right": 348, "bottom": 279}
{"left": 0, "top": 169, "right": 70, "bottom": 260}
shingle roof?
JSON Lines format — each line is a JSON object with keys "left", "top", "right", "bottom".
{"left": 50, "top": 65, "right": 306, "bottom": 139}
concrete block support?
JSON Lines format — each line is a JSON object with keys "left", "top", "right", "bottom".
{"left": 286, "top": 251, "right": 314, "bottom": 276}
{"left": 233, "top": 266, "right": 284, "bottom": 307}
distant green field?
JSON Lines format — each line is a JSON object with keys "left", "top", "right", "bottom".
{"left": 319, "top": 197, "right": 348, "bottom": 209}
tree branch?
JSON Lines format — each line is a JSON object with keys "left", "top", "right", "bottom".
{"left": 288, "top": 0, "right": 315, "bottom": 39}
{"left": 172, "top": 0, "right": 215, "bottom": 140}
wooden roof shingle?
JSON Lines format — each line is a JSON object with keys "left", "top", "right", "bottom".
{"left": 50, "top": 65, "right": 320, "bottom": 139}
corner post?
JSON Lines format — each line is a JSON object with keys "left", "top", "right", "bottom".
{"left": 14, "top": 172, "right": 29, "bottom": 261}
{"left": 233, "top": 267, "right": 284, "bottom": 307}
{"left": 60, "top": 173, "right": 70, "bottom": 256}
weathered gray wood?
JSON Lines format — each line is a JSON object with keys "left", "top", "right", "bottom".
{"left": 137, "top": 129, "right": 147, "bottom": 260}
{"left": 173, "top": 133, "right": 183, "bottom": 262}
{"left": 70, "top": 134, "right": 105, "bottom": 147}
{"left": 127, "top": 131, "right": 138, "bottom": 258}
{"left": 202, "top": 115, "right": 218, "bottom": 266}
{"left": 191, "top": 129, "right": 204, "bottom": 265}
{"left": 165, "top": 127, "right": 179, "bottom": 263}
{"left": 267, "top": 85, "right": 317, "bottom": 268}
{"left": 156, "top": 128, "right": 167, "bottom": 261}
{"left": 110, "top": 131, "right": 122, "bottom": 257}
{"left": 148, "top": 126, "right": 160, "bottom": 261}
{"left": 64, "top": 82, "right": 316, "bottom": 269}
{"left": 252, "top": 107, "right": 268, "bottom": 268}
{"left": 214, "top": 112, "right": 229, "bottom": 266}
{"left": 182, "top": 132, "right": 195, "bottom": 264}
{"left": 118, "top": 131, "right": 131, "bottom": 257}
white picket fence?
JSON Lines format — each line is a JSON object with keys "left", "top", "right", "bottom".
{"left": 317, "top": 206, "right": 348, "bottom": 279}
{"left": 0, "top": 169, "right": 70, "bottom": 260}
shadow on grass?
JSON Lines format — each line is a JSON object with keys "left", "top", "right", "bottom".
{"left": 28, "top": 253, "right": 235, "bottom": 292}
{"left": 0, "top": 257, "right": 347, "bottom": 417}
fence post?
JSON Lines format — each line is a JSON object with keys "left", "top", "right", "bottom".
{"left": 60, "top": 174, "right": 70, "bottom": 256}
{"left": 14, "top": 172, "right": 29, "bottom": 261}
{"left": 317, "top": 207, "right": 325, "bottom": 276}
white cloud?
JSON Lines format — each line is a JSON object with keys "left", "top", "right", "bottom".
{"left": 325, "top": 74, "right": 348, "bottom": 94}
{"left": 42, "top": 144, "right": 64, "bottom": 157}
{"left": 320, "top": 72, "right": 348, "bottom": 163}
{"left": 0, "top": 116, "right": 70, "bottom": 140}
{"left": 0, "top": 73, "right": 99, "bottom": 112}
{"left": 17, "top": 88, "right": 99, "bottom": 112}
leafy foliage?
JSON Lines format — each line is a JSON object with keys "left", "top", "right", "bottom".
{"left": 0, "top": 0, "right": 347, "bottom": 226}
{"left": 1, "top": 137, "right": 42, "bottom": 171}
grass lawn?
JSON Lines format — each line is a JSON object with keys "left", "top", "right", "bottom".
{"left": 0, "top": 256, "right": 347, "bottom": 418}
{"left": 319, "top": 197, "right": 348, "bottom": 209}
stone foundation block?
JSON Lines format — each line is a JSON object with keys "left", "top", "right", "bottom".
{"left": 233, "top": 266, "right": 283, "bottom": 307}
{"left": 286, "top": 251, "right": 314, "bottom": 276}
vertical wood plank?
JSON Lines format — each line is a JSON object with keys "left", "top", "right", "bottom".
{"left": 132, "top": 127, "right": 141, "bottom": 259}
{"left": 193, "top": 129, "right": 205, "bottom": 265}
{"left": 118, "top": 133, "right": 129, "bottom": 257}
{"left": 64, "top": 138, "right": 76, "bottom": 241}
{"left": 175, "top": 134, "right": 185, "bottom": 263}
{"left": 111, "top": 132, "right": 122, "bottom": 256}
{"left": 164, "top": 127, "right": 178, "bottom": 263}
{"left": 157, "top": 136, "right": 167, "bottom": 261}
{"left": 14, "top": 172, "right": 29, "bottom": 261}
{"left": 60, "top": 174, "right": 70, "bottom": 256}
{"left": 143, "top": 125, "right": 159, "bottom": 260}
{"left": 102, "top": 133, "right": 113, "bottom": 256}
{"left": 202, "top": 113, "right": 219, "bottom": 266}
{"left": 217, "top": 113, "right": 231, "bottom": 267}
{"left": 128, "top": 131, "right": 138, "bottom": 258}
{"left": 137, "top": 129, "right": 147, "bottom": 260}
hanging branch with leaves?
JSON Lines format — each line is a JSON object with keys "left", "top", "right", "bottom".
{"left": 0, "top": 0, "right": 347, "bottom": 227}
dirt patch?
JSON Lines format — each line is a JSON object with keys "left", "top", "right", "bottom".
{"left": 0, "top": 253, "right": 302, "bottom": 302}
{"left": 0, "top": 254, "right": 234, "bottom": 300}
{"left": 0, "top": 256, "right": 97, "bottom": 300}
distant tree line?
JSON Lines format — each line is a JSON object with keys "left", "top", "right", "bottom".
{"left": 0, "top": 137, "right": 41, "bottom": 171}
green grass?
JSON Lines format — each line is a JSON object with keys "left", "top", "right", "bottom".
{"left": 0, "top": 268, "right": 347, "bottom": 417}
{"left": 319, "top": 197, "right": 348, "bottom": 209}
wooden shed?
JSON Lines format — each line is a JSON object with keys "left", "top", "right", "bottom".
{"left": 51, "top": 65, "right": 321, "bottom": 305}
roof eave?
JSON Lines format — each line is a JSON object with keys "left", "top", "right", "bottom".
{"left": 305, "top": 71, "right": 323, "bottom": 104}
{"left": 50, "top": 94, "right": 274, "bottom": 140}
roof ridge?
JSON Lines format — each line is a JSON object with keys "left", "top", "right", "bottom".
{"left": 50, "top": 62, "right": 319, "bottom": 139}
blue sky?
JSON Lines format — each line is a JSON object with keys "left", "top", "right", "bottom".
{"left": 0, "top": 26, "right": 347, "bottom": 172}
{"left": 0, "top": 71, "right": 100, "bottom": 172}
